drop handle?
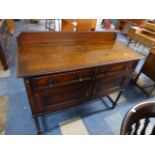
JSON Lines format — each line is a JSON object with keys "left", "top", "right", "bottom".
{"left": 77, "top": 77, "right": 83, "bottom": 82}
{"left": 48, "top": 80, "right": 53, "bottom": 87}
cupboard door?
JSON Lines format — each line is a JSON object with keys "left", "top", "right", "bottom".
{"left": 34, "top": 80, "right": 93, "bottom": 113}
{"left": 93, "top": 73, "right": 127, "bottom": 99}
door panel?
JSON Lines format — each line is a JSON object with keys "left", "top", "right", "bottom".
{"left": 93, "top": 74, "right": 127, "bottom": 98}
{"left": 34, "top": 80, "right": 93, "bottom": 113}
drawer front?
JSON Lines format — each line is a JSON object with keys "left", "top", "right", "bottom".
{"left": 31, "top": 69, "right": 93, "bottom": 91}
{"left": 97, "top": 62, "right": 135, "bottom": 76}
{"left": 33, "top": 80, "right": 93, "bottom": 113}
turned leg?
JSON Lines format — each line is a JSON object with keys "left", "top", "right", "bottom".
{"left": 34, "top": 117, "right": 41, "bottom": 135}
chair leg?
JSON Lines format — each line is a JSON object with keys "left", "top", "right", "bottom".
{"left": 133, "top": 72, "right": 141, "bottom": 84}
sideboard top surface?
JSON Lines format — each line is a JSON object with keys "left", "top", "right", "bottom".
{"left": 17, "top": 32, "right": 143, "bottom": 77}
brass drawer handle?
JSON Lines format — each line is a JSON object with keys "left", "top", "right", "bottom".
{"left": 48, "top": 80, "right": 53, "bottom": 87}
{"left": 77, "top": 77, "right": 83, "bottom": 82}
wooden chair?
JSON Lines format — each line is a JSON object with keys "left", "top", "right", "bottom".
{"left": 127, "top": 21, "right": 155, "bottom": 48}
{"left": 133, "top": 48, "right": 155, "bottom": 98}
{"left": 120, "top": 101, "right": 155, "bottom": 135}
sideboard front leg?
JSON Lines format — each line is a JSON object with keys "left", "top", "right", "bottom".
{"left": 34, "top": 116, "right": 41, "bottom": 135}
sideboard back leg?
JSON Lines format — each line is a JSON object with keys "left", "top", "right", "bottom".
{"left": 107, "top": 90, "right": 123, "bottom": 109}
{"left": 113, "top": 90, "right": 123, "bottom": 108}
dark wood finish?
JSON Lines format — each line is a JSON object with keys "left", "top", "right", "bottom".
{"left": 17, "top": 31, "right": 116, "bottom": 45}
{"left": 34, "top": 116, "right": 42, "bottom": 135}
{"left": 121, "top": 101, "right": 155, "bottom": 135}
{"left": 17, "top": 32, "right": 143, "bottom": 78}
{"left": 17, "top": 32, "right": 143, "bottom": 134}
{"left": 134, "top": 48, "right": 155, "bottom": 97}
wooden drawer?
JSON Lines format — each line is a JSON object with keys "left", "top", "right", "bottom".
{"left": 97, "top": 62, "right": 134, "bottom": 76}
{"left": 31, "top": 69, "right": 93, "bottom": 91}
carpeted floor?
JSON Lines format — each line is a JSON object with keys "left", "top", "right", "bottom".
{"left": 0, "top": 20, "right": 155, "bottom": 135}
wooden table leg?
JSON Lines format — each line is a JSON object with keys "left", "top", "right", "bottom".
{"left": 34, "top": 117, "right": 41, "bottom": 135}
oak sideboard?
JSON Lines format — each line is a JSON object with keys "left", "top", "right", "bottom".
{"left": 17, "top": 32, "right": 143, "bottom": 134}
